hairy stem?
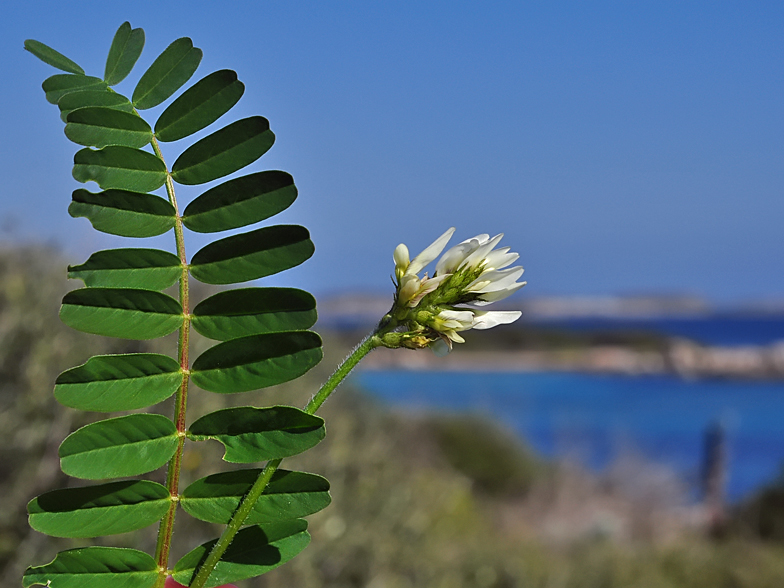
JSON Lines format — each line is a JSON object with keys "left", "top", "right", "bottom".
{"left": 187, "top": 331, "right": 384, "bottom": 588}
{"left": 150, "top": 136, "right": 191, "bottom": 588}
{"left": 305, "top": 332, "right": 382, "bottom": 415}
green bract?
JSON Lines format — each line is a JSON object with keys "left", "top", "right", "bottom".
{"left": 24, "top": 22, "right": 326, "bottom": 588}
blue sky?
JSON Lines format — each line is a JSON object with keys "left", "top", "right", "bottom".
{"left": 2, "top": 1, "right": 783, "bottom": 304}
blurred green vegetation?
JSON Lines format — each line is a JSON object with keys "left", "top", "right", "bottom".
{"left": 731, "top": 471, "right": 784, "bottom": 543}
{"left": 2, "top": 245, "right": 784, "bottom": 587}
{"left": 431, "top": 414, "right": 544, "bottom": 498}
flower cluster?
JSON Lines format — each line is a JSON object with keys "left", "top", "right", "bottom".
{"left": 383, "top": 227, "right": 525, "bottom": 353}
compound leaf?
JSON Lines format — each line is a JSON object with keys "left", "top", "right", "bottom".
{"left": 189, "top": 225, "right": 314, "bottom": 285}
{"left": 68, "top": 248, "right": 181, "bottom": 290}
{"left": 73, "top": 146, "right": 166, "bottom": 192}
{"left": 182, "top": 171, "right": 296, "bottom": 233}
{"left": 191, "top": 331, "right": 322, "bottom": 393}
{"left": 43, "top": 74, "right": 107, "bottom": 104}
{"left": 28, "top": 480, "right": 170, "bottom": 538}
{"left": 171, "top": 117, "right": 274, "bottom": 185}
{"left": 104, "top": 22, "right": 145, "bottom": 85}
{"left": 133, "top": 37, "right": 202, "bottom": 110}
{"left": 59, "top": 414, "right": 178, "bottom": 480}
{"left": 58, "top": 90, "right": 134, "bottom": 122}
{"left": 25, "top": 39, "right": 84, "bottom": 75}
{"left": 69, "top": 189, "right": 175, "bottom": 238}
{"left": 192, "top": 288, "right": 316, "bottom": 341}
{"left": 155, "top": 69, "right": 244, "bottom": 142}
{"left": 65, "top": 107, "right": 152, "bottom": 149}
{"left": 23, "top": 547, "right": 157, "bottom": 588}
{"left": 172, "top": 521, "right": 309, "bottom": 587}
{"left": 60, "top": 288, "right": 182, "bottom": 340}
{"left": 181, "top": 469, "right": 330, "bottom": 524}
{"left": 54, "top": 353, "right": 181, "bottom": 412}
{"left": 188, "top": 406, "right": 325, "bottom": 462}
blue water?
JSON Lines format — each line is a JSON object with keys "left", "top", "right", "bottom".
{"left": 355, "top": 370, "right": 784, "bottom": 501}
{"left": 528, "top": 315, "right": 784, "bottom": 346}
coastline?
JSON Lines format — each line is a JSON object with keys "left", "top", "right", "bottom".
{"left": 361, "top": 339, "right": 784, "bottom": 380}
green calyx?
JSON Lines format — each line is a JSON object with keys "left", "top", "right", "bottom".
{"left": 376, "top": 305, "right": 449, "bottom": 350}
{"left": 421, "top": 264, "right": 486, "bottom": 307}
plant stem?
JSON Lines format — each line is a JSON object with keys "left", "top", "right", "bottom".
{"left": 150, "top": 136, "right": 191, "bottom": 588}
{"left": 187, "top": 331, "right": 384, "bottom": 588}
{"left": 304, "top": 332, "right": 381, "bottom": 415}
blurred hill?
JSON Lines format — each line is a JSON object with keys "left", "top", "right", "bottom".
{"left": 3, "top": 246, "right": 784, "bottom": 587}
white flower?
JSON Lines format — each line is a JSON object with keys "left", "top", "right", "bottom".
{"left": 431, "top": 308, "right": 523, "bottom": 351}
{"left": 432, "top": 309, "right": 475, "bottom": 343}
{"left": 435, "top": 232, "right": 526, "bottom": 306}
{"left": 394, "top": 227, "right": 455, "bottom": 306}
{"left": 385, "top": 227, "right": 526, "bottom": 354}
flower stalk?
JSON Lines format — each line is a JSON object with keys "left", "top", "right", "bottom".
{"left": 188, "top": 328, "right": 385, "bottom": 588}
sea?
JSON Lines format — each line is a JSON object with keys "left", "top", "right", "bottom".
{"left": 354, "top": 315, "right": 784, "bottom": 502}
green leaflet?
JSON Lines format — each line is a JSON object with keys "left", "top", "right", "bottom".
{"left": 172, "top": 521, "right": 310, "bottom": 587}
{"left": 182, "top": 171, "right": 297, "bottom": 233}
{"left": 67, "top": 248, "right": 181, "bottom": 290}
{"left": 171, "top": 116, "right": 275, "bottom": 185}
{"left": 188, "top": 406, "right": 325, "bottom": 462}
{"left": 72, "top": 146, "right": 167, "bottom": 192}
{"left": 192, "top": 287, "right": 317, "bottom": 341}
{"left": 65, "top": 107, "right": 152, "bottom": 149}
{"left": 23, "top": 547, "right": 157, "bottom": 588}
{"left": 54, "top": 353, "right": 181, "bottom": 412}
{"left": 69, "top": 189, "right": 175, "bottom": 238}
{"left": 189, "top": 225, "right": 314, "bottom": 285}
{"left": 28, "top": 480, "right": 170, "bottom": 538}
{"left": 104, "top": 22, "right": 145, "bottom": 85}
{"left": 181, "top": 469, "right": 330, "bottom": 524}
{"left": 133, "top": 37, "right": 202, "bottom": 110}
{"left": 43, "top": 74, "right": 107, "bottom": 104}
{"left": 58, "top": 90, "right": 135, "bottom": 122}
{"left": 60, "top": 288, "right": 182, "bottom": 340}
{"left": 30, "top": 25, "right": 328, "bottom": 585}
{"left": 191, "top": 331, "right": 322, "bottom": 393}
{"left": 59, "top": 414, "right": 178, "bottom": 480}
{"left": 24, "top": 39, "right": 84, "bottom": 74}
{"left": 155, "top": 69, "right": 244, "bottom": 142}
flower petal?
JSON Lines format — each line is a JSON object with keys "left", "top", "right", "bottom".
{"left": 483, "top": 248, "right": 519, "bottom": 271}
{"left": 471, "top": 310, "right": 522, "bottom": 329}
{"left": 468, "top": 266, "right": 524, "bottom": 293}
{"left": 435, "top": 241, "right": 474, "bottom": 275}
{"left": 408, "top": 273, "right": 451, "bottom": 306}
{"left": 430, "top": 338, "right": 452, "bottom": 356}
{"left": 438, "top": 309, "right": 475, "bottom": 327}
{"left": 393, "top": 243, "right": 410, "bottom": 271}
{"left": 398, "top": 274, "right": 421, "bottom": 305}
{"left": 445, "top": 329, "right": 465, "bottom": 343}
{"left": 461, "top": 233, "right": 504, "bottom": 269}
{"left": 473, "top": 281, "right": 527, "bottom": 305}
{"left": 407, "top": 227, "right": 455, "bottom": 276}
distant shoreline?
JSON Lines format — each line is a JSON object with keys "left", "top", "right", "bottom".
{"left": 361, "top": 340, "right": 784, "bottom": 381}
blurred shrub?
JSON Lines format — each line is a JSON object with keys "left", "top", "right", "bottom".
{"left": 431, "top": 414, "right": 543, "bottom": 497}
{"left": 731, "top": 469, "right": 784, "bottom": 542}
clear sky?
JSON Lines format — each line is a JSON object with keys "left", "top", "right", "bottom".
{"left": 3, "top": 1, "right": 782, "bottom": 304}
